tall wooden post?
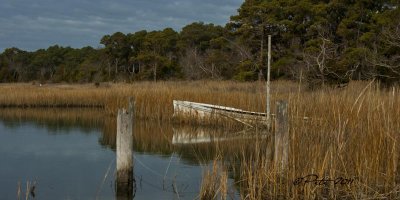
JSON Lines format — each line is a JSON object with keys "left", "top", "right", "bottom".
{"left": 116, "top": 98, "right": 134, "bottom": 199}
{"left": 258, "top": 27, "right": 264, "bottom": 81}
{"left": 275, "top": 100, "right": 289, "bottom": 171}
{"left": 266, "top": 35, "right": 272, "bottom": 129}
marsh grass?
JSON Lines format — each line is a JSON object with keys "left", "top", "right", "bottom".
{"left": 191, "top": 81, "right": 400, "bottom": 199}
{"left": 2, "top": 80, "right": 400, "bottom": 199}
{"left": 199, "top": 157, "right": 228, "bottom": 200}
{"left": 0, "top": 81, "right": 291, "bottom": 125}
{"left": 210, "top": 81, "right": 400, "bottom": 199}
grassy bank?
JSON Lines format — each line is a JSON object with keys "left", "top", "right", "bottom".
{"left": 0, "top": 81, "right": 295, "bottom": 125}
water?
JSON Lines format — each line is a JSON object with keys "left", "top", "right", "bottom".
{"left": 0, "top": 109, "right": 240, "bottom": 200}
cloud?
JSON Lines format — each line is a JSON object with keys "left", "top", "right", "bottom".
{"left": 0, "top": 0, "right": 243, "bottom": 52}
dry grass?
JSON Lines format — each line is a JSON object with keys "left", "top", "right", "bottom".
{"left": 0, "top": 81, "right": 289, "bottom": 129}
{"left": 199, "top": 157, "right": 228, "bottom": 200}
{"left": 0, "top": 81, "right": 276, "bottom": 123}
{"left": 1, "top": 80, "right": 400, "bottom": 199}
{"left": 212, "top": 80, "right": 400, "bottom": 199}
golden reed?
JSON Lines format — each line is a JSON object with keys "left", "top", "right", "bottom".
{"left": 0, "top": 81, "right": 399, "bottom": 199}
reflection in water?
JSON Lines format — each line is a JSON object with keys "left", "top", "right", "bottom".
{"left": 0, "top": 108, "right": 268, "bottom": 164}
{"left": 115, "top": 164, "right": 135, "bottom": 200}
{"left": 0, "top": 108, "right": 220, "bottom": 164}
{"left": 172, "top": 126, "right": 268, "bottom": 144}
{"left": 0, "top": 121, "right": 115, "bottom": 199}
{"left": 0, "top": 108, "right": 242, "bottom": 199}
{"left": 0, "top": 108, "right": 104, "bottom": 134}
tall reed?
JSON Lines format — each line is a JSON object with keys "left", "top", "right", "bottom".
{"left": 199, "top": 157, "right": 228, "bottom": 200}
{"left": 2, "top": 81, "right": 399, "bottom": 199}
{"left": 208, "top": 81, "right": 400, "bottom": 199}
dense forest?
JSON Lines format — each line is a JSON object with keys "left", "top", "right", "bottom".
{"left": 1, "top": 0, "right": 399, "bottom": 87}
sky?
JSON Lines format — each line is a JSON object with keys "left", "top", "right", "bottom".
{"left": 0, "top": 0, "right": 244, "bottom": 52}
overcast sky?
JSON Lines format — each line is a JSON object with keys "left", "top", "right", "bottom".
{"left": 0, "top": 0, "right": 243, "bottom": 52}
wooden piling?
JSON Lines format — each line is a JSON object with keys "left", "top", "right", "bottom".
{"left": 274, "top": 100, "right": 289, "bottom": 171}
{"left": 266, "top": 35, "right": 272, "bottom": 129}
{"left": 116, "top": 98, "right": 135, "bottom": 199}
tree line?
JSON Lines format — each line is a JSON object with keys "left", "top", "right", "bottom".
{"left": 1, "top": 0, "right": 399, "bottom": 87}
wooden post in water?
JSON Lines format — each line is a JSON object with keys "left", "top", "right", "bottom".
{"left": 274, "top": 100, "right": 289, "bottom": 171}
{"left": 116, "top": 98, "right": 134, "bottom": 199}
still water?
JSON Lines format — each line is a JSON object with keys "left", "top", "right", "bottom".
{"left": 0, "top": 109, "right": 239, "bottom": 200}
